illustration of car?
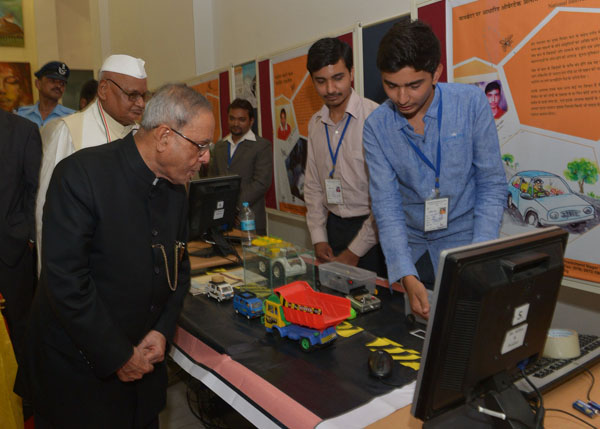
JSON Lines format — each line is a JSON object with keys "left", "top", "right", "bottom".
{"left": 507, "top": 171, "right": 595, "bottom": 227}
{"left": 233, "top": 291, "right": 263, "bottom": 319}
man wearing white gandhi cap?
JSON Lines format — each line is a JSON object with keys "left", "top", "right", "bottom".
{"left": 35, "top": 54, "right": 148, "bottom": 274}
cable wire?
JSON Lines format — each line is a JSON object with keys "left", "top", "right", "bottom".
{"left": 545, "top": 408, "right": 598, "bottom": 429}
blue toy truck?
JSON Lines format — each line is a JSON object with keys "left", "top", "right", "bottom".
{"left": 233, "top": 291, "right": 263, "bottom": 319}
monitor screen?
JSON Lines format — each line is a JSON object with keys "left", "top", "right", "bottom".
{"left": 412, "top": 227, "right": 568, "bottom": 425}
{"left": 188, "top": 175, "right": 241, "bottom": 256}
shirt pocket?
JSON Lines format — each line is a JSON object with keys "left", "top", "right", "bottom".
{"left": 442, "top": 132, "right": 472, "bottom": 178}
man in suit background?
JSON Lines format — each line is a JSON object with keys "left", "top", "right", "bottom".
{"left": 0, "top": 109, "right": 42, "bottom": 366}
{"left": 209, "top": 98, "right": 273, "bottom": 235}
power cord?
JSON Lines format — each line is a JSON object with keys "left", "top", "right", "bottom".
{"left": 584, "top": 368, "right": 595, "bottom": 402}
{"left": 543, "top": 367, "right": 598, "bottom": 429}
{"left": 520, "top": 368, "right": 544, "bottom": 429}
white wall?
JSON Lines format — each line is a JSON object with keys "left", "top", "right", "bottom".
{"left": 211, "top": 0, "right": 410, "bottom": 68}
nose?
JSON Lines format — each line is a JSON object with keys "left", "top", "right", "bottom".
{"left": 326, "top": 79, "right": 336, "bottom": 94}
{"left": 397, "top": 87, "right": 409, "bottom": 105}
{"left": 134, "top": 95, "right": 145, "bottom": 109}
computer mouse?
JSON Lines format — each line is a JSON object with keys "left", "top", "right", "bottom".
{"left": 368, "top": 350, "right": 393, "bottom": 379}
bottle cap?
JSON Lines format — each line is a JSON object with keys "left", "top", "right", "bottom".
{"left": 242, "top": 202, "right": 249, "bottom": 207}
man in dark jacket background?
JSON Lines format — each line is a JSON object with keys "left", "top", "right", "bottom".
{"left": 0, "top": 110, "right": 41, "bottom": 366}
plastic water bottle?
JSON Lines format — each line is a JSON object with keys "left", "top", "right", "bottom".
{"left": 240, "top": 202, "right": 256, "bottom": 246}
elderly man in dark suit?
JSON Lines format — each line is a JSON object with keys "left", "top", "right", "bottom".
{"left": 0, "top": 110, "right": 41, "bottom": 366}
{"left": 209, "top": 98, "right": 273, "bottom": 235}
{"left": 17, "top": 84, "right": 213, "bottom": 428}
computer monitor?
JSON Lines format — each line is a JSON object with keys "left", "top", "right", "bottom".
{"left": 412, "top": 227, "right": 568, "bottom": 428}
{"left": 188, "top": 175, "right": 242, "bottom": 258}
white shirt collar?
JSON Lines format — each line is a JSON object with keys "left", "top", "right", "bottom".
{"left": 225, "top": 128, "right": 256, "bottom": 146}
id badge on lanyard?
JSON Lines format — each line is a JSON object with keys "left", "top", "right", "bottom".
{"left": 402, "top": 88, "right": 448, "bottom": 232}
{"left": 424, "top": 194, "right": 449, "bottom": 232}
{"left": 326, "top": 179, "right": 344, "bottom": 204}
{"left": 325, "top": 115, "right": 351, "bottom": 205}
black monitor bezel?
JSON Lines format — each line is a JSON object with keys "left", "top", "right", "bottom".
{"left": 411, "top": 227, "right": 568, "bottom": 422}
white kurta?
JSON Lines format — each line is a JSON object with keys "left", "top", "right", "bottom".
{"left": 35, "top": 99, "right": 136, "bottom": 274}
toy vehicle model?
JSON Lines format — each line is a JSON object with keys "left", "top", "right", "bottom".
{"left": 346, "top": 287, "right": 381, "bottom": 314}
{"left": 257, "top": 245, "right": 307, "bottom": 282}
{"left": 318, "top": 262, "right": 377, "bottom": 295}
{"left": 207, "top": 275, "right": 234, "bottom": 302}
{"left": 507, "top": 171, "right": 594, "bottom": 227}
{"left": 262, "top": 281, "right": 352, "bottom": 352}
{"left": 233, "top": 291, "right": 263, "bottom": 319}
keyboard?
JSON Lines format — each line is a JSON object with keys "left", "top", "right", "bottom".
{"left": 513, "top": 334, "right": 600, "bottom": 395}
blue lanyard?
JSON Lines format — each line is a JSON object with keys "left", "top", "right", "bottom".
{"left": 401, "top": 88, "right": 443, "bottom": 195}
{"left": 324, "top": 115, "right": 352, "bottom": 178}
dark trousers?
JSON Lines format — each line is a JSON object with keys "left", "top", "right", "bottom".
{"left": 0, "top": 247, "right": 35, "bottom": 366}
{"left": 34, "top": 413, "right": 160, "bottom": 429}
{"left": 415, "top": 251, "right": 436, "bottom": 291}
{"left": 326, "top": 212, "right": 387, "bottom": 277}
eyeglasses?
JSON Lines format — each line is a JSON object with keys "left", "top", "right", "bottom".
{"left": 106, "top": 78, "right": 150, "bottom": 103}
{"left": 169, "top": 127, "right": 210, "bottom": 154}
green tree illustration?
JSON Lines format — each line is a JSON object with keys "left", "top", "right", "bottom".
{"left": 501, "top": 153, "right": 514, "bottom": 167}
{"left": 564, "top": 158, "right": 599, "bottom": 194}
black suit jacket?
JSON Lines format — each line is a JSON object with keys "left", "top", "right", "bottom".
{"left": 208, "top": 135, "right": 273, "bottom": 233}
{"left": 0, "top": 110, "right": 41, "bottom": 267}
{"left": 18, "top": 134, "right": 190, "bottom": 427}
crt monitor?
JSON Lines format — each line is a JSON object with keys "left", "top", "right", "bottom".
{"left": 412, "top": 226, "right": 568, "bottom": 427}
{"left": 188, "top": 175, "right": 242, "bottom": 258}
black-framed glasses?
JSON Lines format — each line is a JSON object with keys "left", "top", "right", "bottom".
{"left": 106, "top": 78, "right": 150, "bottom": 103}
{"left": 169, "top": 127, "right": 210, "bottom": 154}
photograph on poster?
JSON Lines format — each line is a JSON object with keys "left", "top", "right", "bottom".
{"left": 285, "top": 137, "right": 307, "bottom": 202}
{"left": 477, "top": 80, "right": 507, "bottom": 120}
{"left": 0, "top": 61, "right": 32, "bottom": 111}
{"left": 0, "top": 0, "right": 24, "bottom": 47}
{"left": 276, "top": 106, "right": 294, "bottom": 141}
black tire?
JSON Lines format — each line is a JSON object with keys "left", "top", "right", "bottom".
{"left": 258, "top": 260, "right": 267, "bottom": 274}
{"left": 272, "top": 262, "right": 284, "bottom": 280}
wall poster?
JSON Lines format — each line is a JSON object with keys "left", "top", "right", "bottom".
{"left": 271, "top": 46, "right": 322, "bottom": 216}
{"left": 190, "top": 74, "right": 222, "bottom": 144}
{"left": 233, "top": 60, "right": 259, "bottom": 134}
{"left": 448, "top": 0, "right": 600, "bottom": 283}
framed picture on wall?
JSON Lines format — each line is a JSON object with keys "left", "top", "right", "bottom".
{"left": 0, "top": 0, "right": 25, "bottom": 47}
{"left": 0, "top": 61, "right": 32, "bottom": 111}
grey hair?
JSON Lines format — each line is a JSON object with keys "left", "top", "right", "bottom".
{"left": 140, "top": 83, "right": 212, "bottom": 131}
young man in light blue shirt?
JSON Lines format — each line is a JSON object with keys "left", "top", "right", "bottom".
{"left": 17, "top": 61, "right": 74, "bottom": 127}
{"left": 363, "top": 20, "right": 507, "bottom": 319}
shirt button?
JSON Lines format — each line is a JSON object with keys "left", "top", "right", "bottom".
{"left": 152, "top": 229, "right": 158, "bottom": 237}
{"left": 154, "top": 266, "right": 160, "bottom": 274}
{"left": 335, "top": 130, "right": 339, "bottom": 134}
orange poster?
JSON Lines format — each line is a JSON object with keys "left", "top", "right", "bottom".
{"left": 191, "top": 77, "right": 221, "bottom": 144}
{"left": 271, "top": 48, "right": 323, "bottom": 215}
{"left": 449, "top": 0, "right": 600, "bottom": 284}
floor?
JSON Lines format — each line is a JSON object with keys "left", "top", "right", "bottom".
{"left": 160, "top": 359, "right": 255, "bottom": 429}
{"left": 159, "top": 379, "right": 206, "bottom": 429}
